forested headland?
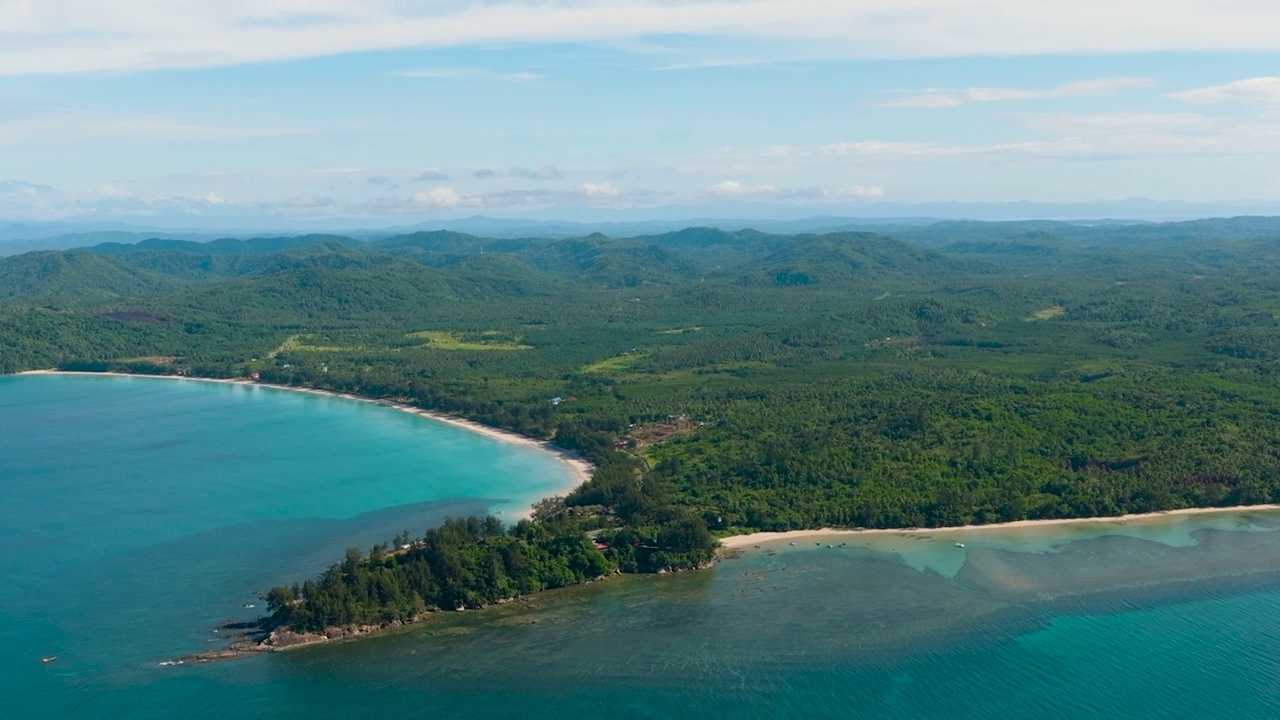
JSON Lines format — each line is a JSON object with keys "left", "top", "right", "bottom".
{"left": 4, "top": 217, "right": 1280, "bottom": 635}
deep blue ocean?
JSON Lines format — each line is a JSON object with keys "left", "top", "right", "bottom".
{"left": 5, "top": 373, "right": 1280, "bottom": 719}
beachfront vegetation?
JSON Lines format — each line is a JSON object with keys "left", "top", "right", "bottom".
{"left": 5, "top": 218, "right": 1280, "bottom": 626}
{"left": 265, "top": 512, "right": 715, "bottom": 631}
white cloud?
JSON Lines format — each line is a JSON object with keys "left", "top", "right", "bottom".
{"left": 818, "top": 112, "right": 1280, "bottom": 159}
{"left": 3, "top": 2, "right": 1280, "bottom": 75}
{"left": 410, "top": 169, "right": 450, "bottom": 182}
{"left": 1168, "top": 77, "right": 1280, "bottom": 105}
{"left": 0, "top": 179, "right": 58, "bottom": 194}
{"left": 392, "top": 67, "right": 543, "bottom": 81}
{"left": 880, "top": 94, "right": 966, "bottom": 109}
{"left": 0, "top": 112, "right": 302, "bottom": 143}
{"left": 703, "top": 180, "right": 877, "bottom": 201}
{"left": 410, "top": 187, "right": 468, "bottom": 209}
{"left": 821, "top": 141, "right": 962, "bottom": 157}
{"left": 93, "top": 183, "right": 136, "bottom": 200}
{"left": 255, "top": 195, "right": 338, "bottom": 216}
{"left": 362, "top": 182, "right": 653, "bottom": 215}
{"left": 706, "top": 180, "right": 754, "bottom": 197}
{"left": 84, "top": 183, "right": 234, "bottom": 209}
{"left": 1021, "top": 112, "right": 1212, "bottom": 135}
{"left": 509, "top": 166, "right": 563, "bottom": 180}
{"left": 875, "top": 78, "right": 1155, "bottom": 108}
{"left": 581, "top": 182, "right": 621, "bottom": 199}
{"left": 0, "top": 181, "right": 244, "bottom": 219}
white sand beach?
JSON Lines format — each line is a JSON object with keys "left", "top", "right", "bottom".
{"left": 717, "top": 504, "right": 1280, "bottom": 549}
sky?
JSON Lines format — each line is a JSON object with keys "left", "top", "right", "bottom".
{"left": 1, "top": 1, "right": 1279, "bottom": 226}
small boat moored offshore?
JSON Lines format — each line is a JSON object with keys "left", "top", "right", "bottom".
{"left": 41, "top": 656, "right": 57, "bottom": 664}
{"left": 955, "top": 542, "right": 966, "bottom": 548}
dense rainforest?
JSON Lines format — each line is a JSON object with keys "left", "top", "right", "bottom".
{"left": 3, "top": 217, "right": 1280, "bottom": 630}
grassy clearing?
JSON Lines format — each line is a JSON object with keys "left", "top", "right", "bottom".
{"left": 409, "top": 331, "right": 532, "bottom": 351}
{"left": 1026, "top": 305, "right": 1067, "bottom": 321}
{"left": 581, "top": 353, "right": 646, "bottom": 374}
{"left": 264, "top": 334, "right": 358, "bottom": 357}
{"left": 278, "top": 335, "right": 357, "bottom": 353}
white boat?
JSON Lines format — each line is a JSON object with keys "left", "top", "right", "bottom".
{"left": 954, "top": 542, "right": 966, "bottom": 548}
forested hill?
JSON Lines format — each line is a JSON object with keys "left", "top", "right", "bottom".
{"left": 4, "top": 217, "right": 1280, "bottom": 539}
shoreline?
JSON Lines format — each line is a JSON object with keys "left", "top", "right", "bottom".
{"left": 718, "top": 504, "right": 1280, "bottom": 549}
{"left": 14, "top": 370, "right": 592, "bottom": 514}
{"left": 14, "top": 370, "right": 1280, "bottom": 545}
{"left": 21, "top": 370, "right": 1280, "bottom": 664}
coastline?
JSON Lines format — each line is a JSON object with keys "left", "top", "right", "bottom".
{"left": 14, "top": 370, "right": 592, "bottom": 513}
{"left": 23, "top": 369, "right": 1280, "bottom": 664}
{"left": 14, "top": 370, "right": 1280, "bottom": 545}
{"left": 718, "top": 504, "right": 1280, "bottom": 549}
{"left": 16, "top": 369, "right": 1280, "bottom": 544}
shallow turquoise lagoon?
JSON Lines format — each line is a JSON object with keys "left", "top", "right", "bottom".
{"left": 5, "top": 373, "right": 1280, "bottom": 719}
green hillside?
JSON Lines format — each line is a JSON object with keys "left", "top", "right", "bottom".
{"left": 0, "top": 250, "right": 177, "bottom": 301}
{"left": 4, "top": 217, "right": 1280, "bottom": 548}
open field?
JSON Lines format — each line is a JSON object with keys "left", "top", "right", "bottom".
{"left": 409, "top": 330, "right": 533, "bottom": 351}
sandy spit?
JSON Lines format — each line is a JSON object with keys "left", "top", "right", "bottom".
{"left": 717, "top": 504, "right": 1280, "bottom": 549}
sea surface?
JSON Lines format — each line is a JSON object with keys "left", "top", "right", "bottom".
{"left": 5, "top": 374, "right": 1280, "bottom": 719}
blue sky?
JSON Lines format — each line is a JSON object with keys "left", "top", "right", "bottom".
{"left": 1, "top": 1, "right": 1279, "bottom": 225}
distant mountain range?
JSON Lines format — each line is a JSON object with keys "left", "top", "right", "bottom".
{"left": 2, "top": 198, "right": 1279, "bottom": 256}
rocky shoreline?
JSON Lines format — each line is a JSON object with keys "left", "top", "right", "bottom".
{"left": 175, "top": 618, "right": 425, "bottom": 664}
{"left": 171, "top": 574, "right": 616, "bottom": 664}
{"left": 170, "top": 562, "right": 719, "bottom": 665}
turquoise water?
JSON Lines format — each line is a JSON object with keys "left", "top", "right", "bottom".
{"left": 6, "top": 374, "right": 1280, "bottom": 719}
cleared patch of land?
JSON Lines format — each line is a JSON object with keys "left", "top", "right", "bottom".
{"left": 581, "top": 353, "right": 646, "bottom": 374}
{"left": 279, "top": 335, "right": 355, "bottom": 353}
{"left": 622, "top": 416, "right": 696, "bottom": 448}
{"left": 410, "top": 330, "right": 532, "bottom": 351}
{"left": 1026, "top": 305, "right": 1066, "bottom": 321}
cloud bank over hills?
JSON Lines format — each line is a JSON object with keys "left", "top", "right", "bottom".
{"left": 0, "top": 2, "right": 1276, "bottom": 222}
